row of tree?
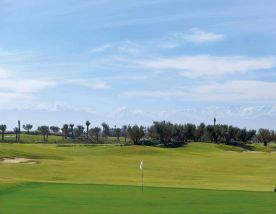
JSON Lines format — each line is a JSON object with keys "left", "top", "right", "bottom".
{"left": 127, "top": 120, "right": 275, "bottom": 147}
{"left": 0, "top": 121, "right": 126, "bottom": 143}
{"left": 0, "top": 119, "right": 275, "bottom": 147}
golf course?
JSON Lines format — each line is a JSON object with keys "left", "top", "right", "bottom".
{"left": 1, "top": 0, "right": 275, "bottom": 213}
{"left": 1, "top": 140, "right": 276, "bottom": 213}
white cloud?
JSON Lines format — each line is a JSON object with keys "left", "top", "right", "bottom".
{"left": 122, "top": 90, "right": 187, "bottom": 98}
{"left": 107, "top": 105, "right": 276, "bottom": 127}
{"left": 0, "top": 68, "right": 56, "bottom": 105}
{"left": 160, "top": 29, "right": 225, "bottom": 48}
{"left": 179, "top": 28, "right": 225, "bottom": 44}
{"left": 122, "top": 80, "right": 276, "bottom": 102}
{"left": 0, "top": 79, "right": 56, "bottom": 93}
{"left": 110, "top": 106, "right": 144, "bottom": 118}
{"left": 160, "top": 40, "right": 180, "bottom": 49}
{"left": 33, "top": 102, "right": 97, "bottom": 114}
{"left": 196, "top": 80, "right": 276, "bottom": 101}
{"left": 239, "top": 107, "right": 259, "bottom": 118}
{"left": 65, "top": 79, "right": 110, "bottom": 89}
{"left": 0, "top": 67, "right": 111, "bottom": 108}
{"left": 117, "top": 41, "right": 144, "bottom": 55}
{"left": 0, "top": 92, "right": 32, "bottom": 105}
{"left": 88, "top": 41, "right": 145, "bottom": 58}
{"left": 140, "top": 55, "right": 276, "bottom": 77}
{"left": 0, "top": 69, "right": 10, "bottom": 79}
{"left": 0, "top": 48, "right": 39, "bottom": 63}
{"left": 89, "top": 44, "right": 113, "bottom": 54}
{"left": 0, "top": 75, "right": 56, "bottom": 106}
{"left": 222, "top": 105, "right": 276, "bottom": 119}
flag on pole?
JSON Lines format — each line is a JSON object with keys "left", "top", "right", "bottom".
{"left": 140, "top": 160, "right": 144, "bottom": 192}
{"left": 140, "top": 160, "right": 144, "bottom": 170}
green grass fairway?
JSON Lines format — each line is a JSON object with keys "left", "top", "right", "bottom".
{"left": 1, "top": 142, "right": 276, "bottom": 213}
{"left": 1, "top": 183, "right": 276, "bottom": 214}
{"left": 1, "top": 142, "right": 276, "bottom": 191}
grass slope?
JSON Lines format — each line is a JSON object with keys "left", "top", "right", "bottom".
{"left": 1, "top": 142, "right": 276, "bottom": 191}
{"left": 0, "top": 183, "right": 276, "bottom": 214}
{"left": 1, "top": 142, "right": 276, "bottom": 213}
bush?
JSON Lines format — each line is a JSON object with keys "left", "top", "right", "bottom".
{"left": 138, "top": 139, "right": 158, "bottom": 146}
{"left": 167, "top": 140, "right": 184, "bottom": 148}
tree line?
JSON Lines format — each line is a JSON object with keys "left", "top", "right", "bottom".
{"left": 0, "top": 119, "right": 275, "bottom": 147}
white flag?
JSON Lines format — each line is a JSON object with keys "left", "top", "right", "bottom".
{"left": 140, "top": 160, "right": 144, "bottom": 170}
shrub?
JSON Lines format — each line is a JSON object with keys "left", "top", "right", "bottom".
{"left": 138, "top": 139, "right": 158, "bottom": 146}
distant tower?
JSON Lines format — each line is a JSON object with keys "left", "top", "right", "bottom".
{"left": 213, "top": 118, "right": 216, "bottom": 126}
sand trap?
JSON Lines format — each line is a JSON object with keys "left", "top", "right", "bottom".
{"left": 0, "top": 157, "right": 36, "bottom": 164}
{"left": 243, "top": 151, "right": 264, "bottom": 154}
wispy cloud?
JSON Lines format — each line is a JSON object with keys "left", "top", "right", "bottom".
{"left": 33, "top": 102, "right": 97, "bottom": 114}
{"left": 140, "top": 55, "right": 276, "bottom": 77}
{"left": 108, "top": 104, "right": 276, "bottom": 127}
{"left": 0, "top": 92, "right": 31, "bottom": 105}
{"left": 64, "top": 79, "right": 111, "bottom": 89}
{"left": 0, "top": 69, "right": 10, "bottom": 79}
{"left": 0, "top": 49, "right": 39, "bottom": 63}
{"left": 161, "top": 29, "right": 225, "bottom": 48}
{"left": 122, "top": 90, "right": 187, "bottom": 98}
{"left": 196, "top": 80, "right": 276, "bottom": 101}
{"left": 110, "top": 106, "right": 144, "bottom": 118}
{"left": 0, "top": 68, "right": 111, "bottom": 107}
{"left": 89, "top": 29, "right": 225, "bottom": 57}
{"left": 89, "top": 41, "right": 145, "bottom": 56}
{"left": 0, "top": 79, "right": 56, "bottom": 93}
{"left": 0, "top": 68, "right": 56, "bottom": 105}
{"left": 89, "top": 44, "right": 113, "bottom": 54}
{"left": 122, "top": 80, "right": 276, "bottom": 102}
{"left": 178, "top": 28, "right": 225, "bottom": 44}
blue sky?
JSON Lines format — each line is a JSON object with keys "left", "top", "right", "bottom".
{"left": 1, "top": 0, "right": 276, "bottom": 129}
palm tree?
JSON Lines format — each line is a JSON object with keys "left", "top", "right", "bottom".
{"left": 70, "top": 123, "right": 74, "bottom": 137}
{"left": 23, "top": 124, "right": 33, "bottom": 134}
{"left": 75, "top": 125, "right": 85, "bottom": 137}
{"left": 18, "top": 120, "right": 21, "bottom": 142}
{"left": 14, "top": 127, "right": 19, "bottom": 142}
{"left": 0, "top": 124, "right": 7, "bottom": 141}
{"left": 115, "top": 128, "right": 121, "bottom": 143}
{"left": 213, "top": 118, "right": 217, "bottom": 144}
{"left": 62, "top": 124, "right": 69, "bottom": 140}
{"left": 122, "top": 125, "right": 127, "bottom": 143}
{"left": 90, "top": 127, "right": 101, "bottom": 142}
{"left": 101, "top": 122, "right": 110, "bottom": 139}
{"left": 86, "top": 121, "right": 91, "bottom": 140}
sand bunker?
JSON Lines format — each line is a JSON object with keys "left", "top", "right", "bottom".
{"left": 0, "top": 157, "right": 36, "bottom": 164}
{"left": 243, "top": 151, "right": 264, "bottom": 154}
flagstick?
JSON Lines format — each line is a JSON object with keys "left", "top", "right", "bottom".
{"left": 142, "top": 168, "right": 144, "bottom": 193}
{"left": 140, "top": 160, "right": 144, "bottom": 193}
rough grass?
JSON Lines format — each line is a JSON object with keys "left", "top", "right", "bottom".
{"left": 2, "top": 133, "right": 63, "bottom": 143}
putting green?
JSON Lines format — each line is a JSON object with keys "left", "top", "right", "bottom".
{"left": 0, "top": 183, "right": 276, "bottom": 214}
